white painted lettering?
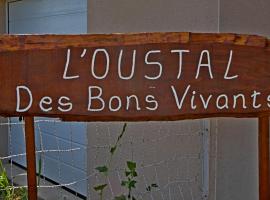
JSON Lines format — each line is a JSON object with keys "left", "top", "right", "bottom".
{"left": 118, "top": 50, "right": 136, "bottom": 80}
{"left": 80, "top": 49, "right": 87, "bottom": 58}
{"left": 16, "top": 85, "right": 33, "bottom": 112}
{"left": 145, "top": 95, "right": 158, "bottom": 111}
{"left": 144, "top": 50, "right": 163, "bottom": 80}
{"left": 195, "top": 50, "right": 213, "bottom": 79}
{"left": 191, "top": 91, "right": 197, "bottom": 110}
{"left": 126, "top": 95, "right": 141, "bottom": 110}
{"left": 58, "top": 96, "right": 73, "bottom": 112}
{"left": 39, "top": 96, "right": 52, "bottom": 112}
{"left": 199, "top": 94, "right": 213, "bottom": 109}
{"left": 251, "top": 91, "right": 261, "bottom": 108}
{"left": 88, "top": 86, "right": 105, "bottom": 111}
{"left": 63, "top": 49, "right": 80, "bottom": 80}
{"left": 91, "top": 49, "right": 110, "bottom": 79}
{"left": 109, "top": 96, "right": 122, "bottom": 112}
{"left": 267, "top": 95, "right": 270, "bottom": 108}
{"left": 224, "top": 50, "right": 238, "bottom": 79}
{"left": 216, "top": 94, "right": 229, "bottom": 109}
{"left": 171, "top": 50, "right": 190, "bottom": 79}
{"left": 233, "top": 94, "right": 247, "bottom": 109}
{"left": 171, "top": 85, "right": 191, "bottom": 110}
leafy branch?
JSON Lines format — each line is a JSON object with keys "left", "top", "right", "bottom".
{"left": 115, "top": 161, "right": 137, "bottom": 200}
{"left": 94, "top": 123, "right": 127, "bottom": 200}
{"left": 0, "top": 160, "right": 27, "bottom": 200}
{"left": 93, "top": 123, "right": 158, "bottom": 200}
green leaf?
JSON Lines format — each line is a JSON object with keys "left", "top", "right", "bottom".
{"left": 127, "top": 161, "right": 136, "bottom": 171}
{"left": 95, "top": 166, "right": 108, "bottom": 173}
{"left": 128, "top": 180, "right": 137, "bottom": 189}
{"left": 110, "top": 146, "right": 117, "bottom": 155}
{"left": 125, "top": 170, "right": 131, "bottom": 177}
{"left": 121, "top": 180, "right": 127, "bottom": 186}
{"left": 94, "top": 184, "right": 107, "bottom": 192}
{"left": 132, "top": 171, "right": 138, "bottom": 177}
{"left": 114, "top": 195, "right": 127, "bottom": 200}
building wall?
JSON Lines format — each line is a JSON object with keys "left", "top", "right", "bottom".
{"left": 0, "top": 0, "right": 5, "bottom": 34}
{"left": 87, "top": 0, "right": 218, "bottom": 199}
{"left": 0, "top": 116, "right": 8, "bottom": 160}
{"left": 220, "top": 0, "right": 270, "bottom": 36}
{"left": 210, "top": 118, "right": 258, "bottom": 200}
{"left": 211, "top": 1, "right": 270, "bottom": 199}
{"left": 0, "top": 0, "right": 8, "bottom": 161}
{"left": 87, "top": 0, "right": 218, "bottom": 33}
{"left": 88, "top": 0, "right": 270, "bottom": 200}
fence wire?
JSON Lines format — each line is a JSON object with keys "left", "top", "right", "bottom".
{"left": 0, "top": 118, "right": 209, "bottom": 200}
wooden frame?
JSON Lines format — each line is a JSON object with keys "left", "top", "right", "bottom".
{"left": 0, "top": 32, "right": 269, "bottom": 199}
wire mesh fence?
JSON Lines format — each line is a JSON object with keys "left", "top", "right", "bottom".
{"left": 0, "top": 118, "right": 209, "bottom": 200}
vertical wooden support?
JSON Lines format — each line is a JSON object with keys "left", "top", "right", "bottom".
{"left": 25, "top": 117, "right": 37, "bottom": 200}
{"left": 259, "top": 116, "right": 270, "bottom": 200}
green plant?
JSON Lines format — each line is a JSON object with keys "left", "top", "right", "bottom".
{"left": 117, "top": 161, "right": 138, "bottom": 200}
{"left": 0, "top": 160, "right": 28, "bottom": 200}
{"left": 94, "top": 123, "right": 158, "bottom": 200}
{"left": 114, "top": 162, "right": 158, "bottom": 200}
{"left": 94, "top": 123, "right": 127, "bottom": 200}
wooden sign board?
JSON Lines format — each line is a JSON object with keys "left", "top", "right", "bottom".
{"left": 0, "top": 32, "right": 270, "bottom": 121}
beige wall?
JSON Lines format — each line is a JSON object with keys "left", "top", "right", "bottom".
{"left": 87, "top": 0, "right": 270, "bottom": 199}
{"left": 87, "top": 0, "right": 219, "bottom": 199}
{"left": 220, "top": 0, "right": 270, "bottom": 36}
{"left": 0, "top": 0, "right": 5, "bottom": 34}
{"left": 213, "top": 1, "right": 270, "bottom": 199}
{"left": 88, "top": 0, "right": 218, "bottom": 33}
{"left": 87, "top": 121, "right": 207, "bottom": 199}
{"left": 210, "top": 118, "right": 258, "bottom": 200}
{"left": 0, "top": 117, "right": 8, "bottom": 160}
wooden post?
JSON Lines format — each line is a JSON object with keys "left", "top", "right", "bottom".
{"left": 25, "top": 117, "right": 37, "bottom": 200}
{"left": 259, "top": 116, "right": 270, "bottom": 200}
